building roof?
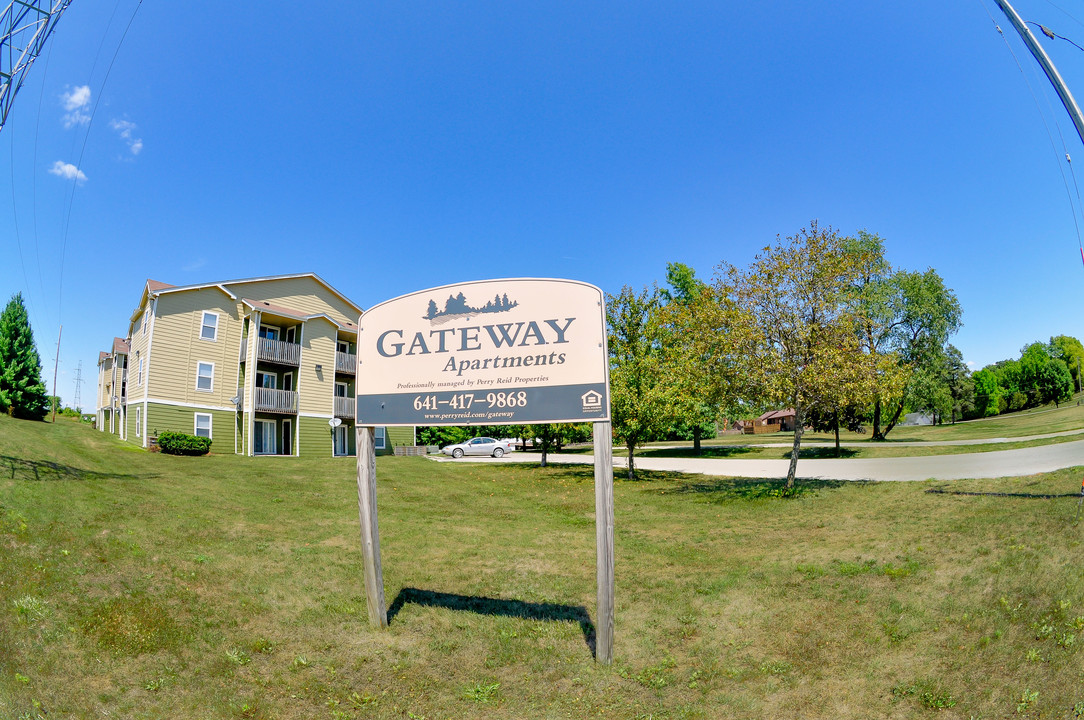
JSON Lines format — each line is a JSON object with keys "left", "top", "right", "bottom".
{"left": 757, "top": 409, "right": 795, "bottom": 422}
{"left": 112, "top": 337, "right": 129, "bottom": 355}
{"left": 241, "top": 298, "right": 359, "bottom": 333}
{"left": 98, "top": 351, "right": 110, "bottom": 365}
{"left": 131, "top": 273, "right": 362, "bottom": 325}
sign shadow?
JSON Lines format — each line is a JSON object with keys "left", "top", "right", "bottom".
{"left": 386, "top": 587, "right": 597, "bottom": 656}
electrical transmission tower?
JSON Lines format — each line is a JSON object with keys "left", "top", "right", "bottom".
{"left": 73, "top": 359, "right": 82, "bottom": 410}
{"left": 0, "top": 0, "right": 73, "bottom": 132}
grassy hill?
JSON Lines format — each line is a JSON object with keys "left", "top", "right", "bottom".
{"left": 1, "top": 416, "right": 1083, "bottom": 718}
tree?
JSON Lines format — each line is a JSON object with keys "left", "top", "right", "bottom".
{"left": 607, "top": 285, "right": 671, "bottom": 480}
{"left": 0, "top": 293, "right": 49, "bottom": 420}
{"left": 656, "top": 262, "right": 718, "bottom": 454}
{"left": 1036, "top": 358, "right": 1073, "bottom": 407}
{"left": 1049, "top": 335, "right": 1084, "bottom": 393}
{"left": 704, "top": 222, "right": 883, "bottom": 490}
{"left": 972, "top": 368, "right": 1001, "bottom": 417}
{"left": 866, "top": 269, "right": 962, "bottom": 439}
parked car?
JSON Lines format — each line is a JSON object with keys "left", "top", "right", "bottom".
{"left": 440, "top": 437, "right": 515, "bottom": 458}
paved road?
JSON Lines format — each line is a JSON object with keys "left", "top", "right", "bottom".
{"left": 431, "top": 439, "right": 1084, "bottom": 481}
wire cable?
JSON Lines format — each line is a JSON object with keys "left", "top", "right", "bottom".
{"left": 1024, "top": 20, "right": 1084, "bottom": 52}
{"left": 55, "top": 0, "right": 143, "bottom": 322}
{"left": 979, "top": 0, "right": 1084, "bottom": 270}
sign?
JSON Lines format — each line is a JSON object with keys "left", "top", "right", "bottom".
{"left": 356, "top": 278, "right": 609, "bottom": 426}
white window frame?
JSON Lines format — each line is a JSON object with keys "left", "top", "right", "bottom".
{"left": 196, "top": 362, "right": 215, "bottom": 392}
{"left": 142, "top": 311, "right": 148, "bottom": 338}
{"left": 194, "top": 413, "right": 212, "bottom": 439}
{"left": 200, "top": 312, "right": 219, "bottom": 342}
{"left": 375, "top": 426, "right": 386, "bottom": 450}
{"left": 138, "top": 356, "right": 143, "bottom": 386}
{"left": 135, "top": 407, "right": 141, "bottom": 438}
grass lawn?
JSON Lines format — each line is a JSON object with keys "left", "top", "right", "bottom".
{"left": 2, "top": 416, "right": 1084, "bottom": 719}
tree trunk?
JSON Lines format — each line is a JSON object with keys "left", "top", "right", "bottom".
{"left": 872, "top": 398, "right": 883, "bottom": 440}
{"left": 785, "top": 405, "right": 803, "bottom": 490}
{"left": 880, "top": 399, "right": 906, "bottom": 439}
{"left": 833, "top": 412, "right": 840, "bottom": 458}
{"left": 693, "top": 426, "right": 702, "bottom": 455}
{"left": 626, "top": 439, "right": 636, "bottom": 481}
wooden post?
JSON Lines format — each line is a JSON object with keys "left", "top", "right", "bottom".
{"left": 593, "top": 420, "right": 615, "bottom": 664}
{"left": 356, "top": 425, "right": 387, "bottom": 628}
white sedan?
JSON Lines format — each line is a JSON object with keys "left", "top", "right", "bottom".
{"left": 440, "top": 437, "right": 515, "bottom": 459}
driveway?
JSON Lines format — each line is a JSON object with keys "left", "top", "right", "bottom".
{"left": 429, "top": 439, "right": 1084, "bottom": 482}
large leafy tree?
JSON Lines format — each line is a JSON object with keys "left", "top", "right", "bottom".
{"left": 0, "top": 293, "right": 49, "bottom": 420}
{"left": 703, "top": 222, "right": 883, "bottom": 490}
{"left": 656, "top": 262, "right": 719, "bottom": 454}
{"left": 1049, "top": 335, "right": 1084, "bottom": 393}
{"left": 864, "top": 268, "right": 962, "bottom": 439}
{"left": 607, "top": 285, "right": 671, "bottom": 480}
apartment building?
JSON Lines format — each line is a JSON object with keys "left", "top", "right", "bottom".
{"left": 96, "top": 273, "right": 413, "bottom": 456}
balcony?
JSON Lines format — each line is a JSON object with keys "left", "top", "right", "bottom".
{"left": 254, "top": 387, "right": 298, "bottom": 414}
{"left": 334, "top": 396, "right": 355, "bottom": 419}
{"left": 335, "top": 351, "right": 356, "bottom": 375}
{"left": 256, "top": 337, "right": 301, "bottom": 366}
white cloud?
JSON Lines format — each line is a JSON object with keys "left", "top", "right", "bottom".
{"left": 966, "top": 361, "right": 975, "bottom": 368}
{"left": 110, "top": 118, "right": 143, "bottom": 155}
{"left": 60, "top": 85, "right": 91, "bottom": 128}
{"left": 48, "top": 161, "right": 87, "bottom": 183}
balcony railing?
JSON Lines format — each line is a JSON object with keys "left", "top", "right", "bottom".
{"left": 254, "top": 387, "right": 298, "bottom": 414}
{"left": 335, "top": 351, "right": 356, "bottom": 375}
{"left": 334, "top": 396, "right": 355, "bottom": 419}
{"left": 256, "top": 337, "right": 301, "bottom": 366}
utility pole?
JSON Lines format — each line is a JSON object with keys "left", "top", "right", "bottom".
{"left": 994, "top": 0, "right": 1084, "bottom": 147}
{"left": 73, "top": 360, "right": 83, "bottom": 411}
{"left": 51, "top": 325, "right": 61, "bottom": 423}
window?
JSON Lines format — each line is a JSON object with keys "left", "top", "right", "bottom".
{"left": 196, "top": 362, "right": 214, "bottom": 392}
{"left": 200, "top": 312, "right": 218, "bottom": 341}
{"left": 375, "top": 426, "right": 386, "bottom": 450}
{"left": 194, "top": 413, "right": 212, "bottom": 439}
{"left": 135, "top": 407, "right": 141, "bottom": 437}
{"left": 142, "top": 311, "right": 148, "bottom": 337}
{"left": 138, "top": 356, "right": 143, "bottom": 386}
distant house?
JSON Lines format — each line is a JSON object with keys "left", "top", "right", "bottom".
{"left": 95, "top": 273, "right": 413, "bottom": 456}
{"left": 741, "top": 408, "right": 797, "bottom": 434}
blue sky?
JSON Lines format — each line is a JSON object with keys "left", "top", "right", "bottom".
{"left": 2, "top": 0, "right": 1084, "bottom": 407}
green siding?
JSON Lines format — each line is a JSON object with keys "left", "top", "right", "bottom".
{"left": 386, "top": 426, "right": 414, "bottom": 453}
{"left": 145, "top": 403, "right": 237, "bottom": 454}
{"left": 299, "top": 415, "right": 334, "bottom": 457}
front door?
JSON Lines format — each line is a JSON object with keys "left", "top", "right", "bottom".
{"left": 282, "top": 419, "right": 293, "bottom": 456}
{"left": 334, "top": 426, "right": 348, "bottom": 456}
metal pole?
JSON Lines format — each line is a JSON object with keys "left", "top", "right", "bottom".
{"left": 51, "top": 324, "right": 61, "bottom": 422}
{"left": 994, "top": 0, "right": 1084, "bottom": 147}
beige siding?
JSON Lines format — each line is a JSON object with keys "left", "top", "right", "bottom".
{"left": 148, "top": 288, "right": 242, "bottom": 408}
{"left": 299, "top": 317, "right": 336, "bottom": 415}
{"left": 227, "top": 277, "right": 360, "bottom": 327}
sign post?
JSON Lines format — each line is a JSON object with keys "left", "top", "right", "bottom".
{"left": 355, "top": 278, "right": 614, "bottom": 661}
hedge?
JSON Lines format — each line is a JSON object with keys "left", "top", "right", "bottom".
{"left": 157, "top": 431, "right": 212, "bottom": 456}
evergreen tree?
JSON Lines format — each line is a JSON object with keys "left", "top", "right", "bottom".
{"left": 0, "top": 293, "right": 49, "bottom": 420}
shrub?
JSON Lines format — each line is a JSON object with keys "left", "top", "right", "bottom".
{"left": 157, "top": 431, "right": 211, "bottom": 456}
